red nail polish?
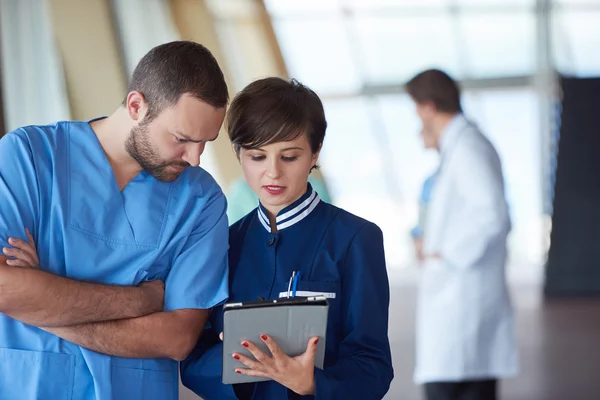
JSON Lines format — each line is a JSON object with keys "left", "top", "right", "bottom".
{"left": 261, "top": 334, "right": 268, "bottom": 341}
{"left": 233, "top": 354, "right": 240, "bottom": 360}
{"left": 242, "top": 341, "right": 249, "bottom": 348}
{"left": 314, "top": 338, "right": 319, "bottom": 345}
{"left": 236, "top": 370, "right": 241, "bottom": 374}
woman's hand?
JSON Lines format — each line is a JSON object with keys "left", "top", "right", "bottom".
{"left": 2, "top": 228, "right": 39, "bottom": 268}
{"left": 233, "top": 334, "right": 320, "bottom": 396}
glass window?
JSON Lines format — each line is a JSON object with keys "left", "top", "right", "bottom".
{"left": 111, "top": 0, "right": 180, "bottom": 78}
{"left": 353, "top": 15, "right": 460, "bottom": 84}
{"left": 455, "top": 0, "right": 534, "bottom": 6}
{"left": 321, "top": 98, "right": 389, "bottom": 205}
{"left": 207, "top": 0, "right": 259, "bottom": 19}
{"left": 199, "top": 144, "right": 223, "bottom": 185}
{"left": 347, "top": 0, "right": 449, "bottom": 9}
{"left": 552, "top": 11, "right": 600, "bottom": 76}
{"left": 215, "top": 20, "right": 281, "bottom": 91}
{"left": 272, "top": 18, "right": 362, "bottom": 95}
{"left": 320, "top": 98, "right": 409, "bottom": 268}
{"left": 554, "top": 0, "right": 600, "bottom": 5}
{"left": 264, "top": 0, "right": 341, "bottom": 16}
{"left": 0, "top": 0, "right": 70, "bottom": 130}
{"left": 457, "top": 12, "right": 536, "bottom": 77}
{"left": 376, "top": 94, "right": 439, "bottom": 214}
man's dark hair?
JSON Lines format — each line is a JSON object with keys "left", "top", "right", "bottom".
{"left": 124, "top": 41, "right": 228, "bottom": 121}
{"left": 405, "top": 69, "right": 462, "bottom": 114}
{"left": 227, "top": 77, "right": 326, "bottom": 155}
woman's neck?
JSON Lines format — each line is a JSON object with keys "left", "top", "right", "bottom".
{"left": 261, "top": 184, "right": 310, "bottom": 233}
{"left": 268, "top": 213, "right": 278, "bottom": 234}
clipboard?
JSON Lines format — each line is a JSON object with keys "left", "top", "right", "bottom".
{"left": 222, "top": 296, "right": 329, "bottom": 384}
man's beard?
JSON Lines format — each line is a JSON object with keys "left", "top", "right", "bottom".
{"left": 125, "top": 122, "right": 190, "bottom": 182}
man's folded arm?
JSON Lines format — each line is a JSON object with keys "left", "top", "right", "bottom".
{"left": 0, "top": 255, "right": 163, "bottom": 327}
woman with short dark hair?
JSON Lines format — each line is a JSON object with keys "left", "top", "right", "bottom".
{"left": 181, "top": 77, "right": 394, "bottom": 400}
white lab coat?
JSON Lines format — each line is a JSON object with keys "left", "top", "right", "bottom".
{"left": 415, "top": 114, "right": 518, "bottom": 384}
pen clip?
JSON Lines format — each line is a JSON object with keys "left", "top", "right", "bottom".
{"left": 287, "top": 271, "right": 296, "bottom": 299}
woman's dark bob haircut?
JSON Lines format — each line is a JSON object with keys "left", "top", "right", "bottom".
{"left": 227, "top": 77, "right": 327, "bottom": 155}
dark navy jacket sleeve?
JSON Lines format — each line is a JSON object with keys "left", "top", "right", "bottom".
{"left": 180, "top": 309, "right": 238, "bottom": 400}
{"left": 312, "top": 223, "right": 394, "bottom": 399}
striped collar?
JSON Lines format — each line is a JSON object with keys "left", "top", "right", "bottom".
{"left": 257, "top": 184, "right": 321, "bottom": 232}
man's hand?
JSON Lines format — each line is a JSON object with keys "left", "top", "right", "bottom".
{"left": 2, "top": 228, "right": 165, "bottom": 316}
{"left": 2, "top": 233, "right": 165, "bottom": 316}
{"left": 2, "top": 228, "right": 39, "bottom": 268}
{"left": 0, "top": 254, "right": 165, "bottom": 328}
{"left": 413, "top": 237, "right": 424, "bottom": 263}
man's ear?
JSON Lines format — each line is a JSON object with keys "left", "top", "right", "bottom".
{"left": 424, "top": 100, "right": 438, "bottom": 114}
{"left": 125, "top": 90, "right": 148, "bottom": 122}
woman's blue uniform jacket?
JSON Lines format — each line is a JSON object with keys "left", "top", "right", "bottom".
{"left": 181, "top": 184, "right": 394, "bottom": 399}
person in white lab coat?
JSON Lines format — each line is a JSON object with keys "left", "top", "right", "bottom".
{"left": 406, "top": 69, "right": 518, "bottom": 400}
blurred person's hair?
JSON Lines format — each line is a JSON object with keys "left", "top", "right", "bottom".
{"left": 405, "top": 69, "right": 462, "bottom": 114}
{"left": 124, "top": 41, "right": 228, "bottom": 121}
{"left": 227, "top": 77, "right": 326, "bottom": 161}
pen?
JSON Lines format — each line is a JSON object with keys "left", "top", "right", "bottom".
{"left": 292, "top": 271, "right": 300, "bottom": 297}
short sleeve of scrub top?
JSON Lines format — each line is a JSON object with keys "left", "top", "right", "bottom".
{"left": 163, "top": 184, "right": 229, "bottom": 311}
{"left": 0, "top": 131, "right": 40, "bottom": 250}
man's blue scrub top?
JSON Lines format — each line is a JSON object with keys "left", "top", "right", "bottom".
{"left": 0, "top": 120, "right": 229, "bottom": 400}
